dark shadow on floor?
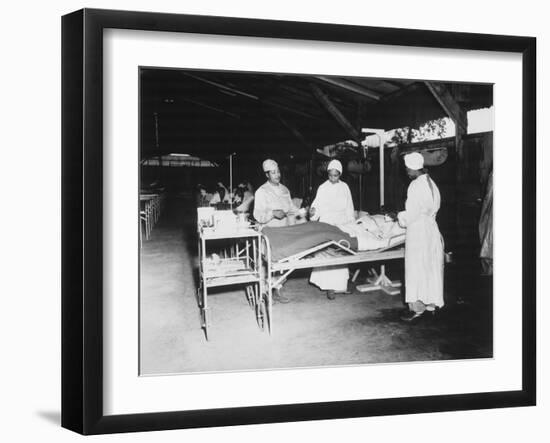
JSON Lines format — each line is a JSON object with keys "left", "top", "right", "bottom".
{"left": 36, "top": 410, "right": 60, "bottom": 426}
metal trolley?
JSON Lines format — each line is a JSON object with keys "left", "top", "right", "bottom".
{"left": 197, "top": 226, "right": 267, "bottom": 340}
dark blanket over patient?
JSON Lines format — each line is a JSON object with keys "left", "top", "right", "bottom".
{"left": 262, "top": 221, "right": 358, "bottom": 262}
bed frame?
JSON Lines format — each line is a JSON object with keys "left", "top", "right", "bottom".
{"left": 257, "top": 233, "right": 405, "bottom": 334}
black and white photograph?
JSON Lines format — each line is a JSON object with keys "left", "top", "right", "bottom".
{"left": 138, "top": 69, "right": 494, "bottom": 375}
{"left": 2, "top": 0, "right": 545, "bottom": 440}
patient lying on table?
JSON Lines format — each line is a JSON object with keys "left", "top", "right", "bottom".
{"left": 338, "top": 213, "right": 406, "bottom": 251}
{"left": 262, "top": 214, "right": 405, "bottom": 263}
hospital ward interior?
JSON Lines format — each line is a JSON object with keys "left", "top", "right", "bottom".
{"left": 139, "top": 69, "right": 494, "bottom": 374}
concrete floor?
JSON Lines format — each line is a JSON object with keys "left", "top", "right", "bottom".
{"left": 139, "top": 195, "right": 493, "bottom": 375}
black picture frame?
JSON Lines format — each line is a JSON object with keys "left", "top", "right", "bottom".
{"left": 61, "top": 8, "right": 536, "bottom": 435}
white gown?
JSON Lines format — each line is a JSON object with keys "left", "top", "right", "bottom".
{"left": 253, "top": 182, "right": 298, "bottom": 228}
{"left": 398, "top": 174, "right": 444, "bottom": 307}
{"left": 309, "top": 180, "right": 355, "bottom": 292}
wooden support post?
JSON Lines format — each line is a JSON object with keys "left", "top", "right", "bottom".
{"left": 424, "top": 81, "right": 467, "bottom": 250}
{"left": 454, "top": 120, "right": 467, "bottom": 249}
{"left": 455, "top": 120, "right": 466, "bottom": 189}
{"left": 362, "top": 128, "right": 385, "bottom": 208}
{"left": 424, "top": 81, "right": 467, "bottom": 183}
{"left": 424, "top": 82, "right": 467, "bottom": 134}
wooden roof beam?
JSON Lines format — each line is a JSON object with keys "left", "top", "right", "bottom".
{"left": 381, "top": 79, "right": 408, "bottom": 87}
{"left": 275, "top": 115, "right": 312, "bottom": 150}
{"left": 315, "top": 76, "right": 381, "bottom": 101}
{"left": 424, "top": 81, "right": 467, "bottom": 133}
{"left": 180, "top": 98, "right": 241, "bottom": 119}
{"left": 380, "top": 82, "right": 420, "bottom": 103}
{"left": 181, "top": 72, "right": 259, "bottom": 100}
{"left": 182, "top": 72, "right": 323, "bottom": 120}
{"left": 262, "top": 100, "right": 320, "bottom": 119}
{"left": 310, "top": 83, "right": 362, "bottom": 142}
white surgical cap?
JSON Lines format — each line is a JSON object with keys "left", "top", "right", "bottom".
{"left": 262, "top": 159, "right": 278, "bottom": 172}
{"left": 404, "top": 152, "right": 424, "bottom": 170}
{"left": 327, "top": 159, "right": 343, "bottom": 173}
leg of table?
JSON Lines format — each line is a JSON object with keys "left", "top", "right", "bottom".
{"left": 267, "top": 271, "right": 273, "bottom": 335}
{"left": 200, "top": 236, "right": 210, "bottom": 339}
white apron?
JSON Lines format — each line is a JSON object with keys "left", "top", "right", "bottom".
{"left": 398, "top": 174, "right": 444, "bottom": 307}
{"left": 309, "top": 180, "right": 355, "bottom": 292}
{"left": 253, "top": 181, "right": 297, "bottom": 228}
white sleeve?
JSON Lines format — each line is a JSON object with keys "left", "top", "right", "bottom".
{"left": 209, "top": 192, "right": 220, "bottom": 205}
{"left": 287, "top": 191, "right": 299, "bottom": 213}
{"left": 253, "top": 188, "right": 273, "bottom": 224}
{"left": 397, "top": 211, "right": 407, "bottom": 228}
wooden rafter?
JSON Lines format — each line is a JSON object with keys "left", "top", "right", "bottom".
{"left": 424, "top": 81, "right": 467, "bottom": 235}
{"left": 262, "top": 99, "right": 319, "bottom": 120}
{"left": 380, "top": 82, "right": 420, "bottom": 103}
{"left": 181, "top": 72, "right": 259, "bottom": 100}
{"left": 275, "top": 115, "right": 312, "bottom": 150}
{"left": 180, "top": 97, "right": 240, "bottom": 119}
{"left": 182, "top": 72, "right": 322, "bottom": 120}
{"left": 314, "top": 76, "right": 381, "bottom": 101}
{"left": 424, "top": 81, "right": 467, "bottom": 132}
{"left": 309, "top": 83, "right": 362, "bottom": 142}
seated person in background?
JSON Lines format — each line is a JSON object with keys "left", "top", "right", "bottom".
{"left": 209, "top": 183, "right": 230, "bottom": 206}
{"left": 243, "top": 181, "right": 255, "bottom": 194}
{"left": 232, "top": 187, "right": 243, "bottom": 204}
{"left": 233, "top": 185, "right": 255, "bottom": 213}
{"left": 209, "top": 188, "right": 221, "bottom": 206}
{"left": 253, "top": 159, "right": 300, "bottom": 228}
{"left": 243, "top": 182, "right": 256, "bottom": 215}
{"left": 308, "top": 159, "right": 354, "bottom": 299}
{"left": 196, "top": 185, "right": 211, "bottom": 207}
{"left": 218, "top": 182, "right": 231, "bottom": 203}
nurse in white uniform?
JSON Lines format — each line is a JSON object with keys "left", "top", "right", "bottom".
{"left": 309, "top": 159, "right": 355, "bottom": 299}
{"left": 397, "top": 152, "right": 445, "bottom": 321}
{"left": 254, "top": 159, "right": 300, "bottom": 303}
{"left": 253, "top": 159, "right": 299, "bottom": 228}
